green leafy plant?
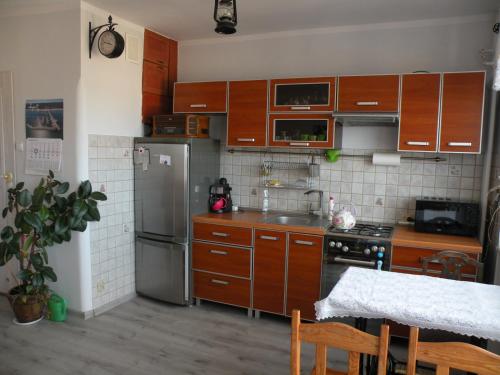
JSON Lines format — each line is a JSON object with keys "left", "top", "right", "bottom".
{"left": 0, "top": 171, "right": 106, "bottom": 300}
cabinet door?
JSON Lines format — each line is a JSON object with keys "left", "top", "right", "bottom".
{"left": 144, "top": 29, "right": 170, "bottom": 65}
{"left": 270, "top": 77, "right": 336, "bottom": 112}
{"left": 338, "top": 75, "right": 400, "bottom": 112}
{"left": 398, "top": 74, "right": 440, "bottom": 152}
{"left": 269, "top": 114, "right": 334, "bottom": 148}
{"left": 173, "top": 82, "right": 227, "bottom": 113}
{"left": 143, "top": 60, "right": 169, "bottom": 96}
{"left": 253, "top": 230, "right": 287, "bottom": 315}
{"left": 286, "top": 233, "right": 323, "bottom": 320}
{"left": 439, "top": 72, "right": 485, "bottom": 153}
{"left": 227, "top": 80, "right": 268, "bottom": 147}
{"left": 142, "top": 93, "right": 169, "bottom": 125}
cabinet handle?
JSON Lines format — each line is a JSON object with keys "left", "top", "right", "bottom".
{"left": 237, "top": 138, "right": 255, "bottom": 142}
{"left": 259, "top": 235, "right": 279, "bottom": 241}
{"left": 209, "top": 250, "right": 228, "bottom": 255}
{"left": 334, "top": 256, "right": 375, "bottom": 267}
{"left": 407, "top": 141, "right": 430, "bottom": 146}
{"left": 211, "top": 279, "right": 229, "bottom": 286}
{"left": 190, "top": 104, "right": 207, "bottom": 108}
{"left": 448, "top": 142, "right": 472, "bottom": 147}
{"left": 294, "top": 240, "right": 314, "bottom": 246}
{"left": 290, "top": 142, "right": 310, "bottom": 147}
{"left": 211, "top": 232, "right": 229, "bottom": 237}
{"left": 157, "top": 60, "right": 165, "bottom": 64}
{"left": 356, "top": 101, "right": 379, "bottom": 106}
{"left": 291, "top": 106, "right": 311, "bottom": 110}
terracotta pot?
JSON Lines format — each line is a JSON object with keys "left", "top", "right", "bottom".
{"left": 7, "top": 290, "right": 45, "bottom": 323}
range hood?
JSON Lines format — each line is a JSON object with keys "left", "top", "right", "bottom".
{"left": 333, "top": 112, "right": 399, "bottom": 126}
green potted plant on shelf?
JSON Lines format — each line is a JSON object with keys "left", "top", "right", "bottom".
{"left": 0, "top": 171, "right": 106, "bottom": 323}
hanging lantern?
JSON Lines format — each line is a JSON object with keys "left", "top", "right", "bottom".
{"left": 214, "top": 0, "right": 237, "bottom": 35}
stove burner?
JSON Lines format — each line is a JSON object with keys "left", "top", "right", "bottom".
{"left": 327, "top": 222, "right": 394, "bottom": 239}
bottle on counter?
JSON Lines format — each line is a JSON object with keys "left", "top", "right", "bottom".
{"left": 262, "top": 188, "right": 269, "bottom": 212}
{"left": 328, "top": 196, "right": 335, "bottom": 221}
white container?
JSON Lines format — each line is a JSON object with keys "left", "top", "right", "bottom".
{"left": 262, "top": 189, "right": 269, "bottom": 212}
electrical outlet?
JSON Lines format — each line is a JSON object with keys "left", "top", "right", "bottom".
{"left": 96, "top": 280, "right": 105, "bottom": 293}
{"left": 100, "top": 184, "right": 106, "bottom": 193}
{"left": 123, "top": 224, "right": 129, "bottom": 233}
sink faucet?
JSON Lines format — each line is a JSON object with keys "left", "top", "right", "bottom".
{"left": 304, "top": 190, "right": 323, "bottom": 216}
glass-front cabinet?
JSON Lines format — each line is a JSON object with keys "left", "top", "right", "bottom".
{"left": 270, "top": 77, "right": 336, "bottom": 112}
{"left": 269, "top": 114, "right": 335, "bottom": 148}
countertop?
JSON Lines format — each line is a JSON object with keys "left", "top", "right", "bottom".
{"left": 193, "top": 211, "right": 484, "bottom": 254}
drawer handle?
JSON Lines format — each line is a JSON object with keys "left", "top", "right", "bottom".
{"left": 295, "top": 240, "right": 314, "bottom": 246}
{"left": 356, "top": 101, "right": 379, "bottom": 106}
{"left": 190, "top": 104, "right": 207, "bottom": 108}
{"left": 209, "top": 249, "right": 228, "bottom": 255}
{"left": 290, "top": 142, "right": 310, "bottom": 147}
{"left": 291, "top": 106, "right": 311, "bottom": 110}
{"left": 448, "top": 142, "right": 472, "bottom": 147}
{"left": 334, "top": 256, "right": 375, "bottom": 267}
{"left": 237, "top": 138, "right": 255, "bottom": 142}
{"left": 259, "top": 235, "right": 279, "bottom": 241}
{"left": 211, "top": 279, "right": 229, "bottom": 286}
{"left": 407, "top": 141, "right": 430, "bottom": 146}
{"left": 211, "top": 232, "right": 229, "bottom": 238}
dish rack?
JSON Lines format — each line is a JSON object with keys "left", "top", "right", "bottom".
{"left": 261, "top": 159, "right": 319, "bottom": 190}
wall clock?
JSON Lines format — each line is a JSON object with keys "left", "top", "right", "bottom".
{"left": 89, "top": 15, "right": 125, "bottom": 59}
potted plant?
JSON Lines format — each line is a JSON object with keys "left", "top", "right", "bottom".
{"left": 0, "top": 171, "right": 106, "bottom": 323}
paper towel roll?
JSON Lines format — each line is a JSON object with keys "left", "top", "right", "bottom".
{"left": 372, "top": 153, "right": 401, "bottom": 166}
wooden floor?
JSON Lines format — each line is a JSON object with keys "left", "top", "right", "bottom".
{"left": 0, "top": 296, "right": 346, "bottom": 375}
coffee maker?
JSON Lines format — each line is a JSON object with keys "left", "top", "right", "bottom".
{"left": 209, "top": 178, "right": 233, "bottom": 213}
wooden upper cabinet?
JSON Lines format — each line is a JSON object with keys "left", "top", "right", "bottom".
{"left": 286, "top": 233, "right": 323, "bottom": 321}
{"left": 253, "top": 230, "right": 287, "bottom": 315}
{"left": 337, "top": 75, "right": 400, "bottom": 112}
{"left": 227, "top": 80, "right": 268, "bottom": 147}
{"left": 144, "top": 29, "right": 170, "bottom": 66}
{"left": 142, "top": 93, "right": 169, "bottom": 125}
{"left": 143, "top": 60, "right": 169, "bottom": 96}
{"left": 398, "top": 74, "right": 441, "bottom": 152}
{"left": 173, "top": 81, "right": 228, "bottom": 113}
{"left": 270, "top": 77, "right": 336, "bottom": 112}
{"left": 439, "top": 72, "right": 485, "bottom": 154}
{"left": 167, "top": 39, "right": 178, "bottom": 98}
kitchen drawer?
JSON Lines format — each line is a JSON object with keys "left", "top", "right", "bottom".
{"left": 392, "top": 246, "right": 478, "bottom": 276}
{"left": 193, "top": 271, "right": 250, "bottom": 308}
{"left": 337, "top": 75, "right": 400, "bottom": 112}
{"left": 192, "top": 241, "right": 250, "bottom": 278}
{"left": 193, "top": 223, "right": 252, "bottom": 246}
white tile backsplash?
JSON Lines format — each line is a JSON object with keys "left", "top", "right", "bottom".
{"left": 88, "top": 134, "right": 135, "bottom": 309}
{"left": 220, "top": 146, "right": 483, "bottom": 223}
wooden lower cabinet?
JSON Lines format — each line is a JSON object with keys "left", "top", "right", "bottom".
{"left": 193, "top": 222, "right": 253, "bottom": 247}
{"left": 286, "top": 233, "right": 323, "bottom": 320}
{"left": 193, "top": 271, "right": 250, "bottom": 308}
{"left": 253, "top": 229, "right": 287, "bottom": 315}
{"left": 192, "top": 242, "right": 250, "bottom": 278}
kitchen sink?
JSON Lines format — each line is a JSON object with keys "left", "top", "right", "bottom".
{"left": 262, "top": 214, "right": 326, "bottom": 227}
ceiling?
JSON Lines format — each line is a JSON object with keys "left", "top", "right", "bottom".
{"left": 2, "top": 0, "right": 499, "bottom": 40}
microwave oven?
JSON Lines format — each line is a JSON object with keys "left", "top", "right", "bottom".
{"left": 152, "top": 114, "right": 209, "bottom": 138}
{"left": 414, "top": 198, "right": 480, "bottom": 237}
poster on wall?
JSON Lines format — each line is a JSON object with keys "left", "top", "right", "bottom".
{"left": 25, "top": 99, "right": 63, "bottom": 139}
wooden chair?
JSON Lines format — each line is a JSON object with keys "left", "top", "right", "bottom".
{"left": 421, "top": 250, "right": 483, "bottom": 281}
{"left": 291, "top": 310, "right": 390, "bottom": 375}
{"left": 407, "top": 326, "right": 500, "bottom": 375}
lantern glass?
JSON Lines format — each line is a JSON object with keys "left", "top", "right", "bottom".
{"left": 216, "top": 1, "right": 234, "bottom": 21}
{"left": 214, "top": 0, "right": 237, "bottom": 34}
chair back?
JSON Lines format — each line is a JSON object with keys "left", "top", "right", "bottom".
{"left": 421, "top": 250, "right": 483, "bottom": 280}
{"left": 291, "top": 310, "right": 389, "bottom": 375}
{"left": 407, "top": 327, "right": 500, "bottom": 375}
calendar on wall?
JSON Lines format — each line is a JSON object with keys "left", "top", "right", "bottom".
{"left": 25, "top": 138, "right": 62, "bottom": 175}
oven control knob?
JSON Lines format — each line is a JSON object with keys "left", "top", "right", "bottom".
{"left": 341, "top": 246, "right": 349, "bottom": 253}
{"left": 336, "top": 242, "right": 343, "bottom": 248}
{"left": 371, "top": 245, "right": 379, "bottom": 252}
{"left": 379, "top": 246, "right": 385, "bottom": 253}
{"left": 363, "top": 248, "right": 371, "bottom": 256}
{"left": 329, "top": 241, "right": 336, "bottom": 248}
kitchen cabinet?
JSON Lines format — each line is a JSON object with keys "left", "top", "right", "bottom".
{"left": 286, "top": 233, "right": 323, "bottom": 320}
{"left": 337, "top": 75, "right": 400, "bottom": 112}
{"left": 439, "top": 72, "right": 485, "bottom": 154}
{"left": 144, "top": 29, "right": 170, "bottom": 66}
{"left": 193, "top": 222, "right": 252, "bottom": 247}
{"left": 398, "top": 73, "right": 441, "bottom": 152}
{"left": 253, "top": 229, "right": 287, "bottom": 315}
{"left": 268, "top": 113, "right": 336, "bottom": 148}
{"left": 269, "top": 77, "right": 336, "bottom": 112}
{"left": 192, "top": 242, "right": 251, "bottom": 278}
{"left": 227, "top": 80, "right": 268, "bottom": 147}
{"left": 143, "top": 60, "right": 169, "bottom": 96}
{"left": 173, "top": 81, "right": 228, "bottom": 113}
{"left": 142, "top": 93, "right": 169, "bottom": 125}
{"left": 193, "top": 271, "right": 251, "bottom": 308}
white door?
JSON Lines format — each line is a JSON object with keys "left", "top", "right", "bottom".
{"left": 0, "top": 71, "right": 17, "bottom": 293}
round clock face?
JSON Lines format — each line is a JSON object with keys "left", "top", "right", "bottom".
{"left": 98, "top": 30, "right": 124, "bottom": 58}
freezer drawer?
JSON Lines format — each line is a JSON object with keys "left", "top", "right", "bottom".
{"left": 135, "top": 237, "right": 188, "bottom": 305}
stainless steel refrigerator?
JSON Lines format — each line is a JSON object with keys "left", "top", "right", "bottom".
{"left": 133, "top": 137, "right": 220, "bottom": 305}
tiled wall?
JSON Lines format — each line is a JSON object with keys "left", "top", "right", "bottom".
{"left": 221, "top": 147, "right": 483, "bottom": 223}
{"left": 88, "top": 135, "right": 135, "bottom": 309}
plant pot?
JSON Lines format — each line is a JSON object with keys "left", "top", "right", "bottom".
{"left": 7, "top": 289, "right": 45, "bottom": 323}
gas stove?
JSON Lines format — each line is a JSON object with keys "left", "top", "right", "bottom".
{"left": 326, "top": 222, "right": 394, "bottom": 240}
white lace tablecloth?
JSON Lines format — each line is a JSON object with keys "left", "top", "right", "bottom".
{"left": 315, "top": 267, "right": 500, "bottom": 341}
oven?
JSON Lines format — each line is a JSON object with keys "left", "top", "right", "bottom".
{"left": 321, "top": 235, "right": 392, "bottom": 299}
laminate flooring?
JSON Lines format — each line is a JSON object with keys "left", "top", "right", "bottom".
{"left": 0, "top": 296, "right": 350, "bottom": 375}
